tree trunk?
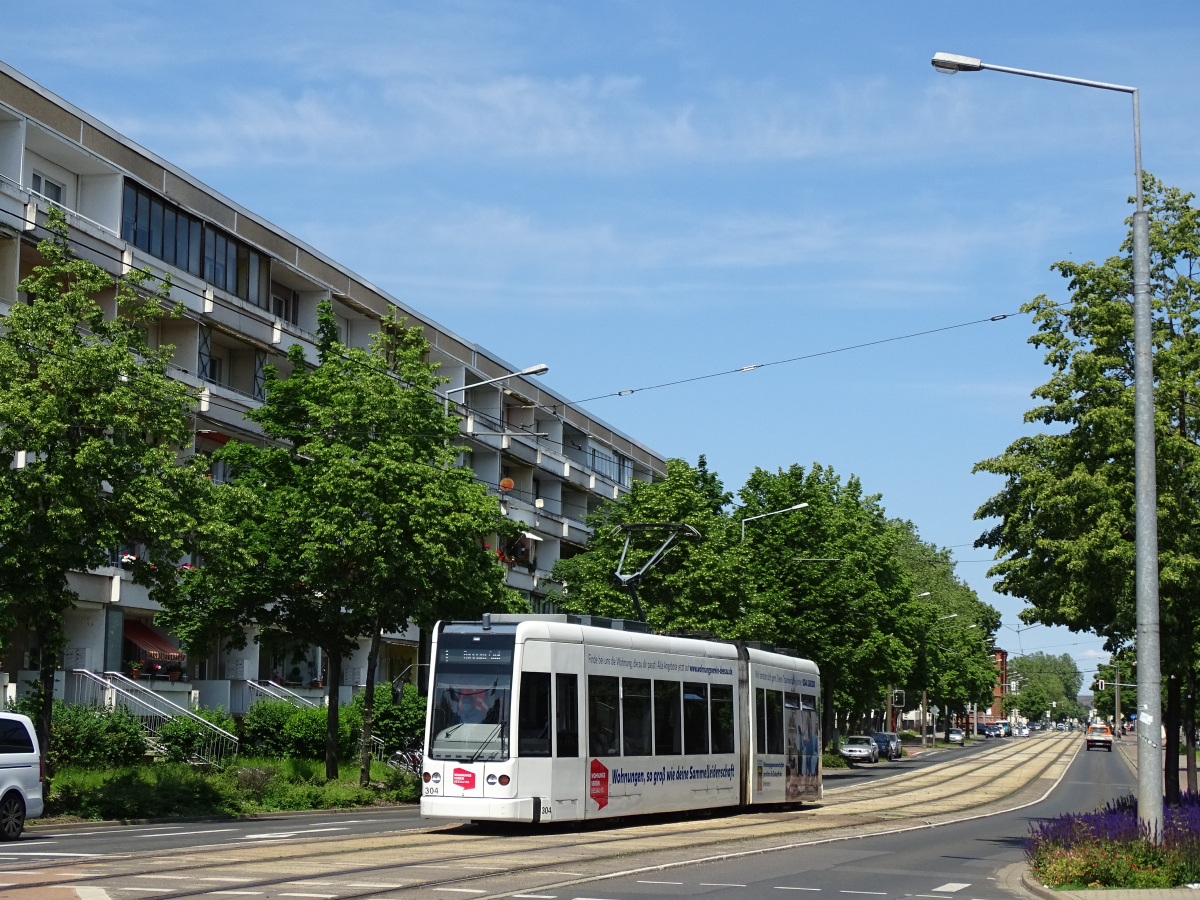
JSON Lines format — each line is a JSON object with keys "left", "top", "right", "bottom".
{"left": 36, "top": 650, "right": 55, "bottom": 773}
{"left": 1165, "top": 671, "right": 1181, "bottom": 806}
{"left": 325, "top": 649, "right": 342, "bottom": 782}
{"left": 359, "top": 623, "right": 383, "bottom": 788}
{"left": 1186, "top": 661, "right": 1197, "bottom": 795}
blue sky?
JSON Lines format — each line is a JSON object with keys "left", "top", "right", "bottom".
{"left": 6, "top": 1, "right": 1199, "bottom": 682}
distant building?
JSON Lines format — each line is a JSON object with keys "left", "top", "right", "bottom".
{"left": 984, "top": 648, "right": 1008, "bottom": 724}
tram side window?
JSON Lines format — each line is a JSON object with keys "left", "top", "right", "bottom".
{"left": 623, "top": 678, "right": 653, "bottom": 756}
{"left": 683, "top": 682, "right": 709, "bottom": 755}
{"left": 556, "top": 673, "right": 579, "bottom": 757}
{"left": 710, "top": 683, "right": 735, "bottom": 753}
{"left": 519, "top": 672, "right": 552, "bottom": 757}
{"left": 801, "top": 694, "right": 817, "bottom": 711}
{"left": 755, "top": 688, "right": 766, "bottom": 754}
{"left": 766, "top": 689, "right": 784, "bottom": 755}
{"left": 588, "top": 675, "right": 621, "bottom": 756}
{"left": 654, "top": 680, "right": 682, "bottom": 756}
{"left": 785, "top": 692, "right": 801, "bottom": 711}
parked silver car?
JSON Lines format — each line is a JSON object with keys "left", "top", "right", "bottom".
{"left": 0, "top": 713, "right": 42, "bottom": 839}
{"left": 839, "top": 735, "right": 879, "bottom": 763}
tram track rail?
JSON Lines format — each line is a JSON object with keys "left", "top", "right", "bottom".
{"left": 7, "top": 734, "right": 1077, "bottom": 900}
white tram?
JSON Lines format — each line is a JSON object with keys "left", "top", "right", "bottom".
{"left": 420, "top": 614, "right": 821, "bottom": 824}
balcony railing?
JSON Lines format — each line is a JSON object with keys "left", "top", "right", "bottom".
{"left": 0, "top": 173, "right": 119, "bottom": 238}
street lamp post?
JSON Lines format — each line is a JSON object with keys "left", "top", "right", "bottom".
{"left": 930, "top": 52, "right": 1161, "bottom": 838}
{"left": 740, "top": 502, "right": 809, "bottom": 540}
{"left": 444, "top": 363, "right": 550, "bottom": 399}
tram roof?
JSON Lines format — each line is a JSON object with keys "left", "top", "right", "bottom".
{"left": 440, "top": 615, "right": 819, "bottom": 676}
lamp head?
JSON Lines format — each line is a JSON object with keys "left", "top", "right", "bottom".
{"left": 932, "top": 52, "right": 982, "bottom": 74}
{"left": 791, "top": 503, "right": 810, "bottom": 511}
{"left": 521, "top": 363, "right": 550, "bottom": 377}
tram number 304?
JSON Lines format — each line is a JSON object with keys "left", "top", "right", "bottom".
{"left": 424, "top": 786, "right": 439, "bottom": 796}
{"left": 541, "top": 805, "right": 551, "bottom": 816}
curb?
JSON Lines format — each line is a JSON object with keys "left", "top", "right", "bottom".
{"left": 24, "top": 802, "right": 420, "bottom": 833}
{"left": 1019, "top": 865, "right": 1059, "bottom": 900}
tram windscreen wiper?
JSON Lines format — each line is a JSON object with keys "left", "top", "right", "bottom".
{"left": 467, "top": 723, "right": 503, "bottom": 763}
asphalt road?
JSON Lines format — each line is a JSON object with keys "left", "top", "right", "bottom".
{"left": 11, "top": 737, "right": 1016, "bottom": 859}
{"left": 13, "top": 805, "right": 427, "bottom": 859}
{"left": 587, "top": 738, "right": 1133, "bottom": 900}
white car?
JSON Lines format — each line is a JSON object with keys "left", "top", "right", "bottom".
{"left": 0, "top": 713, "right": 42, "bottom": 839}
{"left": 948, "top": 728, "right": 964, "bottom": 744}
{"left": 1019, "top": 726, "right": 1029, "bottom": 737}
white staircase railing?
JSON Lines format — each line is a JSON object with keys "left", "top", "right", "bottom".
{"left": 70, "top": 671, "right": 239, "bottom": 763}
{"left": 248, "top": 680, "right": 317, "bottom": 707}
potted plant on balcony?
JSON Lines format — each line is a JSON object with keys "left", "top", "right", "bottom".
{"left": 167, "top": 665, "right": 182, "bottom": 683}
{"left": 128, "top": 660, "right": 143, "bottom": 679}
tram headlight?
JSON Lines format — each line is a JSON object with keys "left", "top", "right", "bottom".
{"left": 498, "top": 774, "right": 510, "bottom": 786}
{"left": 431, "top": 772, "right": 441, "bottom": 783}
{"left": 486, "top": 774, "right": 498, "bottom": 785}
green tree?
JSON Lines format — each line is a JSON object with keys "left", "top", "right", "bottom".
{"left": 162, "top": 300, "right": 518, "bottom": 780}
{"left": 974, "top": 176, "right": 1200, "bottom": 800}
{"left": 1006, "top": 680, "right": 1050, "bottom": 722}
{"left": 0, "top": 209, "right": 199, "bottom": 762}
{"left": 893, "top": 523, "right": 1001, "bottom": 741}
{"left": 736, "top": 464, "right": 916, "bottom": 747}
{"left": 549, "top": 457, "right": 747, "bottom": 632}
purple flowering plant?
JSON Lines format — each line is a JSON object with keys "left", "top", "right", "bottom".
{"left": 1026, "top": 793, "right": 1200, "bottom": 888}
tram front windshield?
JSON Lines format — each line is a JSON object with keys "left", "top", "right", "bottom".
{"left": 429, "top": 632, "right": 514, "bottom": 762}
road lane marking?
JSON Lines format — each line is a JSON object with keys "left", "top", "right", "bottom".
{"left": 148, "top": 829, "right": 239, "bottom": 838}
{"left": 841, "top": 892, "right": 887, "bottom": 895}
{"left": 136, "top": 875, "right": 188, "bottom": 879}
{"left": 639, "top": 881, "right": 683, "bottom": 885}
{"left": 931, "top": 885, "right": 971, "bottom": 893}
{"left": 776, "top": 889, "right": 821, "bottom": 892}
{"left": 347, "top": 884, "right": 404, "bottom": 889}
{"left": 202, "top": 877, "right": 249, "bottom": 882}
{"left": 242, "top": 827, "right": 349, "bottom": 840}
{"left": 513, "top": 895, "right": 559, "bottom": 898}
{"left": 701, "top": 884, "right": 747, "bottom": 888}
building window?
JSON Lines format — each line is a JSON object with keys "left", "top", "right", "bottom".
{"left": 270, "top": 282, "right": 300, "bottom": 326}
{"left": 31, "top": 172, "right": 63, "bottom": 203}
{"left": 121, "top": 180, "right": 270, "bottom": 305}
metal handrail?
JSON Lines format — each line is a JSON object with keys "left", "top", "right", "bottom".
{"left": 247, "top": 679, "right": 317, "bottom": 708}
{"left": 103, "top": 671, "right": 238, "bottom": 761}
{"left": 0, "top": 173, "right": 120, "bottom": 238}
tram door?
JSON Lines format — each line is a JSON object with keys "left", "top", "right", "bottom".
{"left": 518, "top": 641, "right": 554, "bottom": 819}
{"left": 550, "top": 641, "right": 585, "bottom": 820}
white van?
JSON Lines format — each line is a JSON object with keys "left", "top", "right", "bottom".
{"left": 0, "top": 713, "right": 42, "bottom": 839}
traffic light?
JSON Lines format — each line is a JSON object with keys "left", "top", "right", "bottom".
{"left": 1097, "top": 680, "right": 1106, "bottom": 691}
{"left": 1051, "top": 701, "right": 1057, "bottom": 708}
{"left": 892, "top": 690, "right": 905, "bottom": 707}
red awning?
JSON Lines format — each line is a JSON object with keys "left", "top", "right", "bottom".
{"left": 124, "top": 621, "right": 186, "bottom": 661}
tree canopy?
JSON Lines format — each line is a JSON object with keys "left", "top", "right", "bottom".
{"left": 160, "top": 300, "right": 520, "bottom": 778}
{"left": 0, "top": 209, "right": 200, "bottom": 760}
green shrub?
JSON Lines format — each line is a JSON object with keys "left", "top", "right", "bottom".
{"left": 822, "top": 752, "right": 848, "bottom": 769}
{"left": 26, "top": 701, "right": 148, "bottom": 770}
{"left": 350, "top": 683, "right": 425, "bottom": 753}
{"left": 242, "top": 701, "right": 297, "bottom": 757}
{"left": 283, "top": 704, "right": 360, "bottom": 760}
{"left": 156, "top": 707, "right": 234, "bottom": 763}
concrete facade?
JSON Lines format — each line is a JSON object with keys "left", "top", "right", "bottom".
{"left": 0, "top": 61, "right": 665, "bottom": 713}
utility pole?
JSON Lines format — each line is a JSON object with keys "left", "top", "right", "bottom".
{"left": 920, "top": 689, "right": 927, "bottom": 747}
{"left": 1115, "top": 660, "right": 1121, "bottom": 739}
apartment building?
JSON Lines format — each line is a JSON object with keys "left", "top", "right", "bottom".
{"left": 0, "top": 61, "right": 665, "bottom": 713}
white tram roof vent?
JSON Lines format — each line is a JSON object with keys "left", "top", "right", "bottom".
{"left": 489, "top": 614, "right": 570, "bottom": 624}
{"left": 741, "top": 640, "right": 776, "bottom": 653}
